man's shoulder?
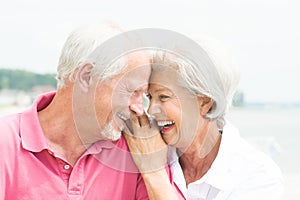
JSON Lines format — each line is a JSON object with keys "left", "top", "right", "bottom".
{"left": 0, "top": 113, "right": 21, "bottom": 133}
{"left": 0, "top": 113, "right": 22, "bottom": 145}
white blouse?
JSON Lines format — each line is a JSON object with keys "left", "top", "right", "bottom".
{"left": 168, "top": 121, "right": 284, "bottom": 200}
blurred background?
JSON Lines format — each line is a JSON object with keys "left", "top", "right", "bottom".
{"left": 1, "top": 0, "right": 299, "bottom": 198}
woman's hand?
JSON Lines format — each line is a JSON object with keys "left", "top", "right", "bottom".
{"left": 123, "top": 113, "right": 168, "bottom": 173}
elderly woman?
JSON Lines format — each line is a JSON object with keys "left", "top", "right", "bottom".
{"left": 123, "top": 42, "right": 284, "bottom": 200}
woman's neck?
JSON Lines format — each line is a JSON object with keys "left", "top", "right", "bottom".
{"left": 178, "top": 131, "right": 222, "bottom": 186}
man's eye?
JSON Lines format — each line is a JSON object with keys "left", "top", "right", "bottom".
{"left": 131, "top": 90, "right": 142, "bottom": 97}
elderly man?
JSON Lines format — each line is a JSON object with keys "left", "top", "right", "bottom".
{"left": 0, "top": 23, "right": 177, "bottom": 199}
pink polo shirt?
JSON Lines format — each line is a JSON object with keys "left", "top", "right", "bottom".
{"left": 0, "top": 92, "right": 153, "bottom": 200}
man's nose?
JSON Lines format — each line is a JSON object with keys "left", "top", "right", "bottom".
{"left": 129, "top": 93, "right": 144, "bottom": 116}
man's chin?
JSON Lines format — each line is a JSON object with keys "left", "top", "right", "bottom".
{"left": 110, "top": 129, "right": 122, "bottom": 141}
{"left": 100, "top": 122, "right": 122, "bottom": 141}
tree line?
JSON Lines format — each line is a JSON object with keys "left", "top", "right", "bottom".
{"left": 0, "top": 69, "right": 56, "bottom": 91}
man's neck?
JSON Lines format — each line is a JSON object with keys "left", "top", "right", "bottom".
{"left": 38, "top": 89, "right": 88, "bottom": 166}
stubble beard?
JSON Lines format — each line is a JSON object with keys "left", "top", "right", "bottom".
{"left": 100, "top": 121, "right": 122, "bottom": 141}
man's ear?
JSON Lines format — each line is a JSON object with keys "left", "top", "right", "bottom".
{"left": 198, "top": 96, "right": 214, "bottom": 116}
{"left": 76, "top": 63, "right": 95, "bottom": 93}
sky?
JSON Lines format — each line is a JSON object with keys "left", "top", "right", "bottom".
{"left": 0, "top": 0, "right": 299, "bottom": 104}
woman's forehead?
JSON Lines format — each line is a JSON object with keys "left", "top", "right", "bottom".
{"left": 150, "top": 66, "right": 179, "bottom": 84}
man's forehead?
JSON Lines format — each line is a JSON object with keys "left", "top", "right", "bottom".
{"left": 126, "top": 51, "right": 151, "bottom": 69}
{"left": 118, "top": 65, "right": 150, "bottom": 88}
{"left": 126, "top": 73, "right": 149, "bottom": 89}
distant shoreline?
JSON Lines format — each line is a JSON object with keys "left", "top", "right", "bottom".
{"left": 232, "top": 103, "right": 300, "bottom": 110}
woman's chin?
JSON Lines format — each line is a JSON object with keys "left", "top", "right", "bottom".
{"left": 162, "top": 131, "right": 179, "bottom": 146}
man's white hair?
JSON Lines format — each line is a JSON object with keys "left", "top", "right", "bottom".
{"left": 56, "top": 21, "right": 126, "bottom": 88}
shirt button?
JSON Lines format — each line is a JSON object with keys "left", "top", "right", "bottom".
{"left": 64, "top": 164, "right": 70, "bottom": 170}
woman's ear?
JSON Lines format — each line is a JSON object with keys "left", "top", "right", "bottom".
{"left": 198, "top": 96, "right": 214, "bottom": 116}
{"left": 76, "top": 63, "right": 95, "bottom": 93}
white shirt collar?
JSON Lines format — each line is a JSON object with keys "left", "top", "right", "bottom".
{"left": 168, "top": 121, "right": 240, "bottom": 199}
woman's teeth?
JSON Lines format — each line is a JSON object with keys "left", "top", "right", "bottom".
{"left": 157, "top": 120, "right": 175, "bottom": 128}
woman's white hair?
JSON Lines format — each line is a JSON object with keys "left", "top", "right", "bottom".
{"left": 152, "top": 39, "right": 240, "bottom": 129}
{"left": 56, "top": 21, "right": 126, "bottom": 88}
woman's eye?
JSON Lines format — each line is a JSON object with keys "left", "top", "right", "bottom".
{"left": 145, "top": 93, "right": 152, "bottom": 100}
{"left": 159, "top": 95, "right": 170, "bottom": 101}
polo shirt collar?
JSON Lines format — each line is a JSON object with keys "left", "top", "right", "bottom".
{"left": 20, "top": 91, "right": 56, "bottom": 152}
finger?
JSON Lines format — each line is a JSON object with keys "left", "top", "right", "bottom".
{"left": 123, "top": 130, "right": 132, "bottom": 140}
{"left": 124, "top": 119, "right": 134, "bottom": 135}
{"left": 130, "top": 112, "right": 146, "bottom": 137}
{"left": 116, "top": 112, "right": 134, "bottom": 135}
{"left": 130, "top": 111, "right": 140, "bottom": 127}
{"left": 129, "top": 111, "right": 149, "bottom": 128}
{"left": 123, "top": 131, "right": 136, "bottom": 152}
{"left": 149, "top": 117, "right": 158, "bottom": 129}
{"left": 147, "top": 117, "right": 160, "bottom": 133}
{"left": 138, "top": 114, "right": 150, "bottom": 127}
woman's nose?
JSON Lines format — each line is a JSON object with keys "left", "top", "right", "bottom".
{"left": 148, "top": 101, "right": 162, "bottom": 116}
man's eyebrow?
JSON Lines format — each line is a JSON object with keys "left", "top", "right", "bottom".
{"left": 129, "top": 83, "right": 148, "bottom": 91}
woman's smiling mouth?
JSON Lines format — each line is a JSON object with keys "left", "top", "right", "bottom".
{"left": 157, "top": 120, "right": 175, "bottom": 134}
